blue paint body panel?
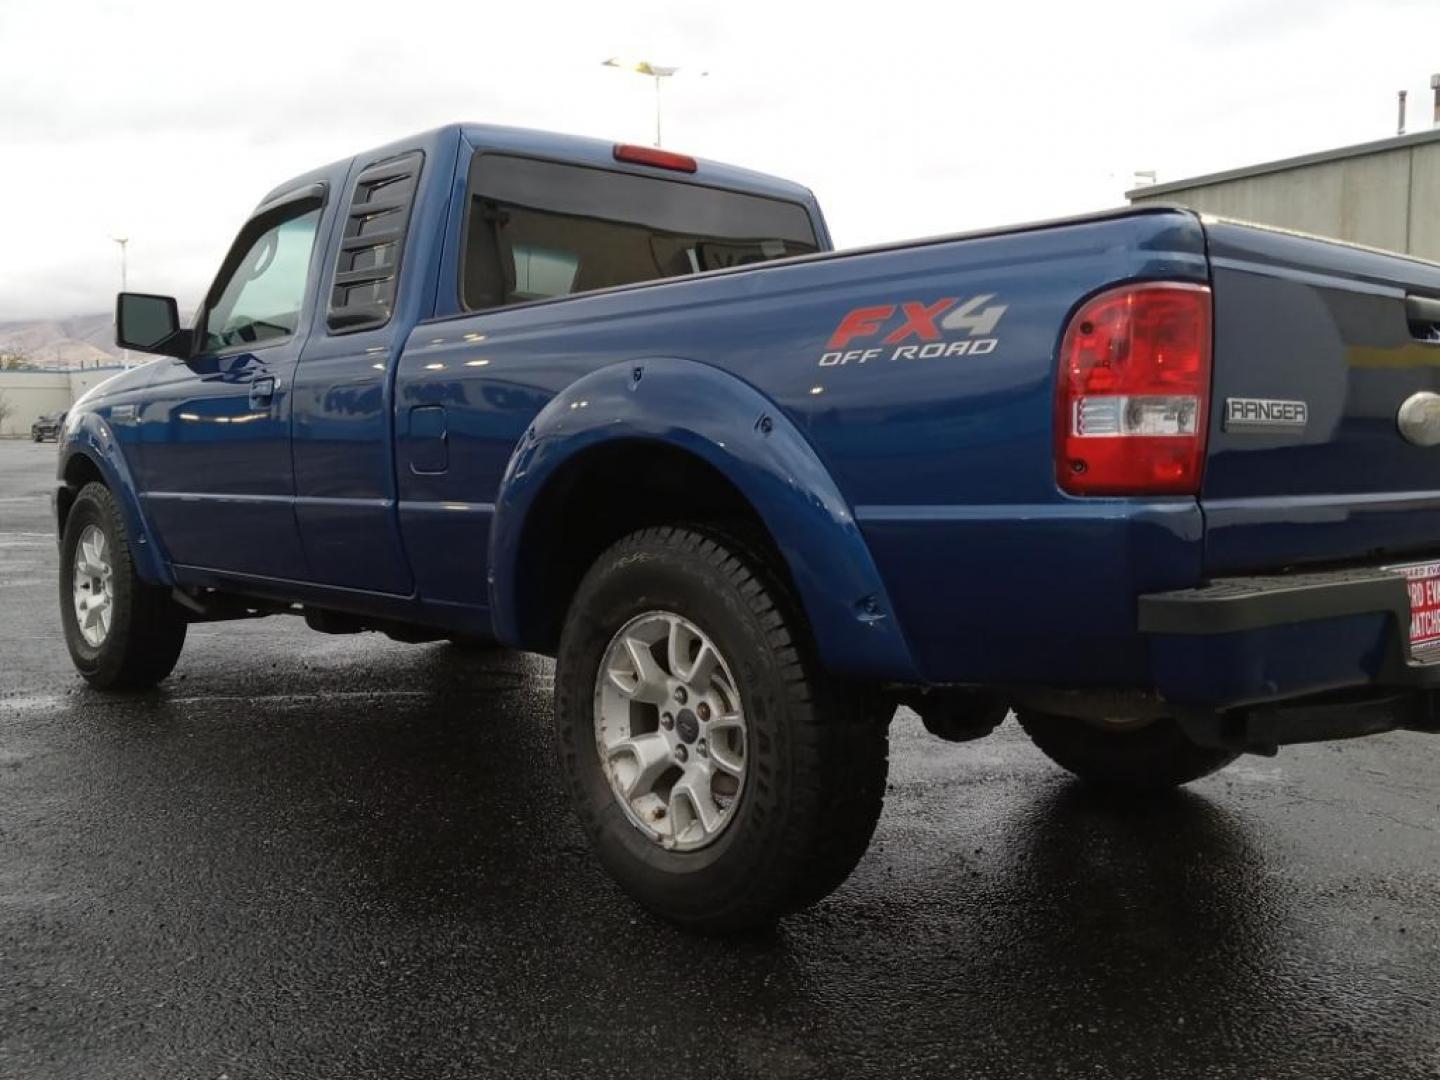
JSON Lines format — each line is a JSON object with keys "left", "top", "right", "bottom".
{"left": 55, "top": 123, "right": 1440, "bottom": 711}
{"left": 59, "top": 394, "right": 174, "bottom": 587}
{"left": 397, "top": 199, "right": 1209, "bottom": 686}
{"left": 1201, "top": 221, "right": 1440, "bottom": 575}
{"left": 485, "top": 357, "right": 917, "bottom": 680}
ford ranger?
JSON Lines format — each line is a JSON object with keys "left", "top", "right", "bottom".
{"left": 55, "top": 123, "right": 1440, "bottom": 932}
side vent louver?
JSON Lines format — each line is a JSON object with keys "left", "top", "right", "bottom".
{"left": 327, "top": 151, "right": 423, "bottom": 334}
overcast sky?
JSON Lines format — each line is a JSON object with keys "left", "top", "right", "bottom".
{"left": 2, "top": 0, "right": 1436, "bottom": 321}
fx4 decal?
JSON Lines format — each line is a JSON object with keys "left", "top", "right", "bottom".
{"left": 817, "top": 295, "right": 1008, "bottom": 367}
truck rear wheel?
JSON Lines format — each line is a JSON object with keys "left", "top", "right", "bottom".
{"left": 553, "top": 526, "right": 890, "bottom": 933}
{"left": 59, "top": 482, "right": 187, "bottom": 690}
{"left": 1017, "top": 709, "right": 1237, "bottom": 789}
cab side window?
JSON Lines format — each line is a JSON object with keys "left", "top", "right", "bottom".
{"left": 202, "top": 209, "right": 321, "bottom": 353}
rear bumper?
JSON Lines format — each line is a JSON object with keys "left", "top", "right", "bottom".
{"left": 1140, "top": 568, "right": 1440, "bottom": 708}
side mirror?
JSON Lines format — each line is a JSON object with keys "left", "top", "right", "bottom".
{"left": 116, "top": 293, "right": 192, "bottom": 358}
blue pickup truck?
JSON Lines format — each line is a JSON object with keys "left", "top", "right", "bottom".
{"left": 56, "top": 123, "right": 1440, "bottom": 930}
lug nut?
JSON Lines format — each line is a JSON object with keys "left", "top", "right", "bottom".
{"left": 661, "top": 713, "right": 674, "bottom": 730}
{"left": 673, "top": 686, "right": 688, "bottom": 705}
{"left": 675, "top": 745, "right": 688, "bottom": 763}
{"left": 696, "top": 702, "right": 711, "bottom": 722}
{"left": 696, "top": 739, "right": 708, "bottom": 758}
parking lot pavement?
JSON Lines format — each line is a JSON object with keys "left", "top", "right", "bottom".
{"left": 2, "top": 435, "right": 1440, "bottom": 1079}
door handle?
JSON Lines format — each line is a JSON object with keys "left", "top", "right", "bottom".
{"left": 249, "top": 376, "right": 277, "bottom": 407}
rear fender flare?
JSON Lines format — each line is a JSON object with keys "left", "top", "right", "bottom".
{"left": 489, "top": 357, "right": 920, "bottom": 681}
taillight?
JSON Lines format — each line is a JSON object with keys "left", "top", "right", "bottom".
{"left": 1055, "top": 282, "right": 1212, "bottom": 496}
{"left": 613, "top": 144, "right": 698, "bottom": 173}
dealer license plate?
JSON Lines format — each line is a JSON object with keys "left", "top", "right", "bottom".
{"left": 1386, "top": 559, "right": 1440, "bottom": 649}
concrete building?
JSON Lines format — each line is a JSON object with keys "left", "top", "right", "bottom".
{"left": 0, "top": 367, "right": 126, "bottom": 437}
{"left": 1127, "top": 127, "right": 1440, "bottom": 262}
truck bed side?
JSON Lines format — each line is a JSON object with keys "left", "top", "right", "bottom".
{"left": 394, "top": 208, "right": 1211, "bottom": 686}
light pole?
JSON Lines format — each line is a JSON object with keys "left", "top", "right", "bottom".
{"left": 111, "top": 236, "right": 130, "bottom": 368}
{"left": 602, "top": 58, "right": 679, "bottom": 147}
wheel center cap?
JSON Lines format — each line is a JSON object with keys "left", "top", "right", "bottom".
{"left": 675, "top": 708, "right": 700, "bottom": 744}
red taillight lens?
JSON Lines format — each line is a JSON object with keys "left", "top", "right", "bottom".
{"left": 613, "top": 144, "right": 698, "bottom": 173}
{"left": 1056, "top": 282, "right": 1213, "bottom": 496}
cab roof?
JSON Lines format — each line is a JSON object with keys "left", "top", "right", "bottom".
{"left": 458, "top": 122, "right": 816, "bottom": 204}
{"left": 259, "top": 122, "right": 816, "bottom": 213}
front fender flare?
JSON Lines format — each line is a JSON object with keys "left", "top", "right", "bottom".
{"left": 489, "top": 357, "right": 920, "bottom": 682}
{"left": 58, "top": 414, "right": 173, "bottom": 587}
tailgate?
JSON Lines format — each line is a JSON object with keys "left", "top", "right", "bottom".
{"left": 1201, "top": 219, "right": 1440, "bottom": 574}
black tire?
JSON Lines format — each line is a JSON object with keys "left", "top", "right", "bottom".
{"left": 554, "top": 525, "right": 890, "bottom": 934}
{"left": 1017, "top": 709, "right": 1237, "bottom": 789}
{"left": 59, "top": 482, "right": 187, "bottom": 690}
{"left": 32, "top": 431, "right": 42, "bottom": 442}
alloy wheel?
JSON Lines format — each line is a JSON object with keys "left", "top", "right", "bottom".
{"left": 72, "top": 524, "right": 114, "bottom": 647}
{"left": 593, "top": 611, "right": 747, "bottom": 851}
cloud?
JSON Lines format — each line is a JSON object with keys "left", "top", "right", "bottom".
{"left": 2, "top": 0, "right": 1436, "bottom": 320}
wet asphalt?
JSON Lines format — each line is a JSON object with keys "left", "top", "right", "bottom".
{"left": 1, "top": 437, "right": 1439, "bottom": 1079}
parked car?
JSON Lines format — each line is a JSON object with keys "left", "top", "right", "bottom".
{"left": 53, "top": 123, "right": 1440, "bottom": 932}
{"left": 31, "top": 412, "right": 64, "bottom": 442}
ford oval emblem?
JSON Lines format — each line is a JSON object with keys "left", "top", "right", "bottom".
{"left": 1398, "top": 391, "right": 1440, "bottom": 447}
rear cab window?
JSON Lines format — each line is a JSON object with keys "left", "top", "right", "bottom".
{"left": 460, "top": 154, "right": 820, "bottom": 310}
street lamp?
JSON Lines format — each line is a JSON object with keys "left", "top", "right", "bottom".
{"left": 602, "top": 57, "right": 679, "bottom": 147}
{"left": 111, "top": 236, "right": 130, "bottom": 368}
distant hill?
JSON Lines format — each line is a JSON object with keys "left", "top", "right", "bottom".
{"left": 0, "top": 314, "right": 121, "bottom": 369}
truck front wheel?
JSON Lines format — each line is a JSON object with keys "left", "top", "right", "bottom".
{"left": 59, "top": 482, "right": 187, "bottom": 690}
{"left": 1017, "top": 709, "right": 1237, "bottom": 789}
{"left": 554, "top": 526, "right": 890, "bottom": 933}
